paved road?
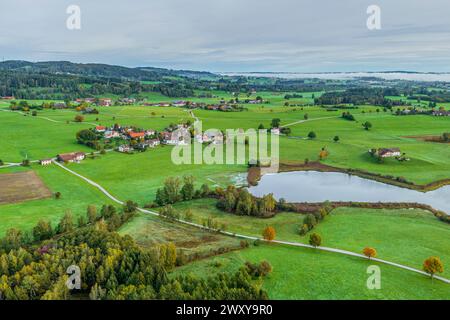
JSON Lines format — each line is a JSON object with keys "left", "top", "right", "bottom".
{"left": 52, "top": 160, "right": 450, "bottom": 285}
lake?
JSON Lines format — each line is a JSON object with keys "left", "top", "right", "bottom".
{"left": 221, "top": 72, "right": 450, "bottom": 82}
{"left": 248, "top": 171, "right": 450, "bottom": 214}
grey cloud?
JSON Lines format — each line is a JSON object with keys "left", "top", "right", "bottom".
{"left": 0, "top": 0, "right": 449, "bottom": 72}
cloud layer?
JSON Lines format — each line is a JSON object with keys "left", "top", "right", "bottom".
{"left": 1, "top": 0, "right": 450, "bottom": 72}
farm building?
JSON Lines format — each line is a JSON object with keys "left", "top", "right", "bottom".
{"left": 39, "top": 159, "right": 53, "bottom": 166}
{"left": 271, "top": 128, "right": 280, "bottom": 135}
{"left": 129, "top": 131, "right": 146, "bottom": 139}
{"left": 98, "top": 98, "right": 112, "bottom": 106}
{"left": 377, "top": 148, "right": 401, "bottom": 158}
{"left": 432, "top": 110, "right": 450, "bottom": 116}
{"left": 95, "top": 126, "right": 106, "bottom": 133}
{"left": 118, "top": 145, "right": 133, "bottom": 153}
{"left": 57, "top": 152, "right": 86, "bottom": 163}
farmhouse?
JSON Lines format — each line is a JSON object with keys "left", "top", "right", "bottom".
{"left": 172, "top": 100, "right": 187, "bottom": 107}
{"left": 99, "top": 98, "right": 112, "bottom": 106}
{"left": 39, "top": 159, "right": 52, "bottom": 166}
{"left": 118, "top": 145, "right": 133, "bottom": 153}
{"left": 432, "top": 110, "right": 450, "bottom": 116}
{"left": 146, "top": 139, "right": 160, "bottom": 147}
{"left": 104, "top": 130, "right": 120, "bottom": 139}
{"left": 202, "top": 131, "right": 223, "bottom": 144}
{"left": 271, "top": 128, "right": 280, "bottom": 135}
{"left": 161, "top": 131, "right": 188, "bottom": 145}
{"left": 95, "top": 126, "right": 106, "bottom": 133}
{"left": 57, "top": 152, "right": 85, "bottom": 163}
{"left": 1, "top": 96, "right": 15, "bottom": 100}
{"left": 129, "top": 131, "right": 146, "bottom": 139}
{"left": 119, "top": 98, "right": 136, "bottom": 105}
{"left": 377, "top": 148, "right": 401, "bottom": 158}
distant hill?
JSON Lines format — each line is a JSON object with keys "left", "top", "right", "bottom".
{"left": 0, "top": 60, "right": 217, "bottom": 81}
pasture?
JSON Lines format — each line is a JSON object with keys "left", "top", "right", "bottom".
{"left": 169, "top": 199, "right": 450, "bottom": 277}
{"left": 173, "top": 244, "right": 450, "bottom": 300}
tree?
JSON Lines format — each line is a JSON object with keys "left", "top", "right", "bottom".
{"left": 2, "top": 228, "right": 23, "bottom": 250}
{"left": 123, "top": 200, "right": 138, "bottom": 213}
{"left": 309, "top": 233, "right": 322, "bottom": 247}
{"left": 362, "top": 121, "right": 372, "bottom": 130}
{"left": 74, "top": 115, "right": 85, "bottom": 123}
{"left": 308, "top": 131, "right": 316, "bottom": 139}
{"left": 423, "top": 257, "right": 444, "bottom": 280}
{"left": 363, "top": 247, "right": 377, "bottom": 260}
{"left": 304, "top": 113, "right": 309, "bottom": 120}
{"left": 180, "top": 175, "right": 195, "bottom": 201}
{"left": 333, "top": 135, "right": 340, "bottom": 143}
{"left": 54, "top": 192, "right": 61, "bottom": 199}
{"left": 271, "top": 118, "right": 281, "bottom": 128}
{"left": 32, "top": 219, "right": 53, "bottom": 241}
{"left": 87, "top": 205, "right": 97, "bottom": 224}
{"left": 76, "top": 129, "right": 97, "bottom": 145}
{"left": 262, "top": 226, "right": 276, "bottom": 241}
{"left": 258, "top": 123, "right": 265, "bottom": 130}
{"left": 56, "top": 211, "right": 74, "bottom": 234}
{"left": 303, "top": 214, "right": 317, "bottom": 229}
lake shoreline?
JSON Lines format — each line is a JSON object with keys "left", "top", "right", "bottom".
{"left": 247, "top": 161, "right": 450, "bottom": 192}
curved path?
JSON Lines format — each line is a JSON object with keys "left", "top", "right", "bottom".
{"left": 53, "top": 160, "right": 450, "bottom": 285}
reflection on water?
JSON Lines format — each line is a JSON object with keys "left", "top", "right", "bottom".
{"left": 248, "top": 171, "right": 450, "bottom": 214}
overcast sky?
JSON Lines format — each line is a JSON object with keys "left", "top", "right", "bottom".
{"left": 1, "top": 0, "right": 450, "bottom": 72}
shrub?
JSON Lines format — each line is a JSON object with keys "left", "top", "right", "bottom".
{"left": 262, "top": 226, "right": 276, "bottom": 241}
{"left": 309, "top": 233, "right": 322, "bottom": 247}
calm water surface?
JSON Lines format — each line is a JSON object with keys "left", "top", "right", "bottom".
{"left": 248, "top": 171, "right": 450, "bottom": 214}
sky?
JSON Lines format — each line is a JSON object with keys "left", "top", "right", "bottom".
{"left": 1, "top": 0, "right": 450, "bottom": 72}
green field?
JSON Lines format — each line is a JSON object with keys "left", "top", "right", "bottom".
{"left": 173, "top": 244, "right": 450, "bottom": 300}
{"left": 169, "top": 199, "right": 450, "bottom": 277}
{"left": 0, "top": 164, "right": 114, "bottom": 236}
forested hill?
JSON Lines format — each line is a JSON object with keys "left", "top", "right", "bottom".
{"left": 0, "top": 60, "right": 217, "bottom": 81}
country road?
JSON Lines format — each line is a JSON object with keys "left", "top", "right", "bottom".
{"left": 52, "top": 160, "right": 450, "bottom": 285}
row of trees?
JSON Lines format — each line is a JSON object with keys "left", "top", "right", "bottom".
{"left": 216, "top": 186, "right": 277, "bottom": 218}
{"left": 0, "top": 202, "right": 137, "bottom": 252}
{"left": 154, "top": 176, "right": 211, "bottom": 206}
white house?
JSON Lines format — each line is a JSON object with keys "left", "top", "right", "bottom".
{"left": 104, "top": 131, "right": 120, "bottom": 139}
{"left": 118, "top": 145, "right": 133, "bottom": 153}
{"left": 271, "top": 128, "right": 280, "bottom": 135}
{"left": 40, "top": 159, "right": 52, "bottom": 166}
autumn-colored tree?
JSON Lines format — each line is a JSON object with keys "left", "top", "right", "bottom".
{"left": 74, "top": 115, "right": 84, "bottom": 122}
{"left": 262, "top": 226, "right": 276, "bottom": 241}
{"left": 309, "top": 233, "right": 322, "bottom": 247}
{"left": 423, "top": 256, "right": 444, "bottom": 280}
{"left": 363, "top": 247, "right": 377, "bottom": 260}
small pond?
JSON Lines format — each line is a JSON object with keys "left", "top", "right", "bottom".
{"left": 248, "top": 171, "right": 450, "bottom": 214}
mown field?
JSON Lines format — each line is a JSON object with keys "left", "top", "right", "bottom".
{"left": 169, "top": 199, "right": 450, "bottom": 278}
{"left": 173, "top": 244, "right": 450, "bottom": 300}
